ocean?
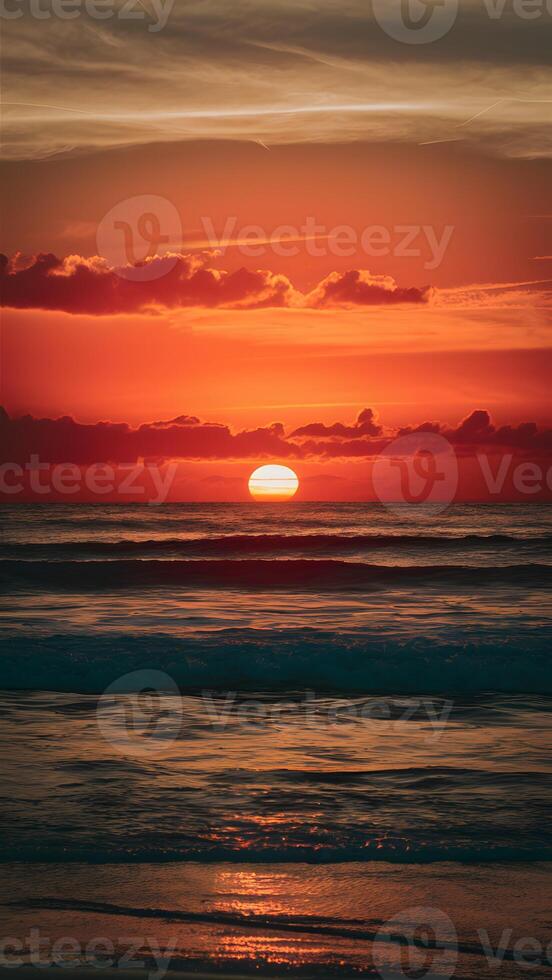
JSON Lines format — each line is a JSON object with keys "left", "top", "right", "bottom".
{"left": 0, "top": 502, "right": 551, "bottom": 978}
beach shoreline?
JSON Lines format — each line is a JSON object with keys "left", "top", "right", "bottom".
{"left": 1, "top": 861, "right": 551, "bottom": 979}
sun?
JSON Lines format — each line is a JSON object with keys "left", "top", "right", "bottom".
{"left": 248, "top": 464, "right": 299, "bottom": 502}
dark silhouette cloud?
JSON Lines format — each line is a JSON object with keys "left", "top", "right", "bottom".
{"left": 400, "top": 410, "right": 552, "bottom": 453}
{"left": 292, "top": 408, "right": 382, "bottom": 439}
{"left": 0, "top": 408, "right": 294, "bottom": 465}
{"left": 1, "top": 406, "right": 550, "bottom": 465}
{"left": 0, "top": 252, "right": 429, "bottom": 313}
{"left": 0, "top": 252, "right": 296, "bottom": 314}
{"left": 309, "top": 270, "right": 430, "bottom": 307}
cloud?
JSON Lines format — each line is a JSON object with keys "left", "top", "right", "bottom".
{"left": 0, "top": 252, "right": 298, "bottom": 313}
{"left": 0, "top": 407, "right": 294, "bottom": 465}
{"left": 400, "top": 410, "right": 552, "bottom": 453}
{"left": 433, "top": 278, "right": 552, "bottom": 309}
{"left": 0, "top": 252, "right": 429, "bottom": 313}
{"left": 2, "top": 1, "right": 551, "bottom": 159}
{"left": 2, "top": 406, "right": 550, "bottom": 465}
{"left": 307, "top": 270, "right": 430, "bottom": 307}
{"left": 292, "top": 408, "right": 383, "bottom": 439}
{"left": 5, "top": 253, "right": 550, "bottom": 317}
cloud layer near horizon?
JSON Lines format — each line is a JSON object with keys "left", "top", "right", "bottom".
{"left": 2, "top": 406, "right": 551, "bottom": 464}
{"left": 0, "top": 252, "right": 431, "bottom": 313}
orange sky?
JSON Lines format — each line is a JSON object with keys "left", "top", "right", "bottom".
{"left": 2, "top": 141, "right": 551, "bottom": 289}
{"left": 1, "top": 4, "right": 551, "bottom": 502}
{"left": 2, "top": 142, "right": 551, "bottom": 431}
{"left": 3, "top": 304, "right": 551, "bottom": 428}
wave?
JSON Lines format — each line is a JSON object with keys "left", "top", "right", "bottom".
{"left": 2, "top": 839, "right": 551, "bottom": 864}
{"left": 3, "top": 532, "right": 549, "bottom": 557}
{"left": 2, "top": 558, "right": 551, "bottom": 590}
{"left": 2, "top": 628, "right": 551, "bottom": 693}
{"left": 5, "top": 899, "right": 549, "bottom": 965}
{"left": 5, "top": 896, "right": 549, "bottom": 977}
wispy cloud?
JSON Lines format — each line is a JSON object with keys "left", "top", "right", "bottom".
{"left": 1, "top": 0, "right": 551, "bottom": 158}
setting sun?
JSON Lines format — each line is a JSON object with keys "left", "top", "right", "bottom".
{"left": 248, "top": 464, "right": 299, "bottom": 502}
